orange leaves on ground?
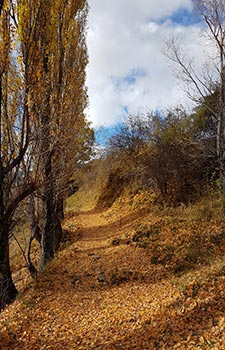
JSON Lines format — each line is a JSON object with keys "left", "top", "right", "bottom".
{"left": 1, "top": 200, "right": 225, "bottom": 349}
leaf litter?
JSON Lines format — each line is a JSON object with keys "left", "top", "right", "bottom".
{"left": 1, "top": 203, "right": 225, "bottom": 349}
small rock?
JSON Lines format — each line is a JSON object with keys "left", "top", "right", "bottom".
{"left": 111, "top": 238, "right": 121, "bottom": 246}
{"left": 110, "top": 270, "right": 133, "bottom": 285}
{"left": 110, "top": 273, "right": 119, "bottom": 285}
{"left": 97, "top": 272, "right": 107, "bottom": 283}
{"left": 71, "top": 275, "right": 82, "bottom": 284}
{"left": 91, "top": 254, "right": 101, "bottom": 261}
{"left": 84, "top": 271, "right": 92, "bottom": 277}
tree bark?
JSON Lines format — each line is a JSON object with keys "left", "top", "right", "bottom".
{"left": 0, "top": 72, "right": 16, "bottom": 311}
{"left": 40, "top": 112, "right": 55, "bottom": 269}
{"left": 0, "top": 48, "right": 17, "bottom": 312}
{"left": 0, "top": 0, "right": 4, "bottom": 16}
{"left": 0, "top": 224, "right": 18, "bottom": 311}
{"left": 56, "top": 196, "right": 64, "bottom": 220}
{"left": 39, "top": 91, "right": 63, "bottom": 270}
{"left": 39, "top": 8, "right": 63, "bottom": 269}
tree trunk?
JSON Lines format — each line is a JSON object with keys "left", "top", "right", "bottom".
{"left": 217, "top": 112, "right": 225, "bottom": 211}
{"left": 0, "top": 140, "right": 16, "bottom": 309}
{"left": 217, "top": 65, "right": 225, "bottom": 208}
{"left": 40, "top": 183, "right": 63, "bottom": 269}
{"left": 56, "top": 196, "right": 64, "bottom": 220}
{"left": 27, "top": 196, "right": 39, "bottom": 277}
{"left": 53, "top": 214, "right": 62, "bottom": 252}
{"left": 0, "top": 224, "right": 18, "bottom": 311}
{"left": 39, "top": 38, "right": 56, "bottom": 268}
{"left": 40, "top": 149, "right": 55, "bottom": 270}
{"left": 0, "top": 71, "right": 16, "bottom": 311}
{"left": 40, "top": 109, "right": 62, "bottom": 269}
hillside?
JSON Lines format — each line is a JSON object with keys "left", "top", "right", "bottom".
{"left": 1, "top": 186, "right": 225, "bottom": 349}
{"left": 2, "top": 1, "right": 225, "bottom": 349}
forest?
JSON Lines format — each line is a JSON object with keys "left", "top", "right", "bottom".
{"left": 1, "top": 0, "right": 225, "bottom": 349}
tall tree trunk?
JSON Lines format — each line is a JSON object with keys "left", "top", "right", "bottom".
{"left": 53, "top": 214, "right": 63, "bottom": 252}
{"left": 39, "top": 90, "right": 63, "bottom": 269}
{"left": 0, "top": 73, "right": 17, "bottom": 311}
{"left": 0, "top": 224, "right": 18, "bottom": 311}
{"left": 217, "top": 111, "right": 225, "bottom": 196}
{"left": 217, "top": 64, "right": 225, "bottom": 208}
{"left": 0, "top": 42, "right": 17, "bottom": 311}
{"left": 40, "top": 156, "right": 63, "bottom": 269}
{"left": 27, "top": 195, "right": 39, "bottom": 277}
{"left": 39, "top": 9, "right": 63, "bottom": 269}
{"left": 40, "top": 108, "right": 55, "bottom": 269}
{"left": 56, "top": 196, "right": 64, "bottom": 220}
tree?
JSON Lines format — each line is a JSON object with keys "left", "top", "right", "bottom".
{"left": 0, "top": 0, "right": 37, "bottom": 310}
{"left": 165, "top": 0, "right": 225, "bottom": 201}
{"left": 38, "top": 0, "right": 90, "bottom": 269}
{"left": 145, "top": 110, "right": 216, "bottom": 201}
{"left": 18, "top": 0, "right": 90, "bottom": 269}
{"left": 108, "top": 109, "right": 215, "bottom": 203}
{"left": 0, "top": 0, "right": 91, "bottom": 310}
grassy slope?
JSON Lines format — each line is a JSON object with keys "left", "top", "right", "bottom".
{"left": 1, "top": 186, "right": 225, "bottom": 349}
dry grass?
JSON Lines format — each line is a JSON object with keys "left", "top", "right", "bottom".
{"left": 2, "top": 187, "right": 225, "bottom": 349}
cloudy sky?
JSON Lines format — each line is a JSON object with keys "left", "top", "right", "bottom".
{"left": 86, "top": 0, "right": 206, "bottom": 127}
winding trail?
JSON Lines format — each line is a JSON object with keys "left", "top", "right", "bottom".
{"left": 1, "top": 208, "right": 225, "bottom": 349}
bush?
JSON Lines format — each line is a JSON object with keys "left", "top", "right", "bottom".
{"left": 107, "top": 109, "right": 217, "bottom": 205}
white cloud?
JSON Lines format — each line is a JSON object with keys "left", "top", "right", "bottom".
{"left": 86, "top": 0, "right": 209, "bottom": 127}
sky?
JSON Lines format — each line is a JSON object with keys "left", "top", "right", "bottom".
{"left": 86, "top": 0, "right": 207, "bottom": 128}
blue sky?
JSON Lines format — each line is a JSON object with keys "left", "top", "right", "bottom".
{"left": 86, "top": 1, "right": 205, "bottom": 128}
{"left": 161, "top": 7, "right": 200, "bottom": 26}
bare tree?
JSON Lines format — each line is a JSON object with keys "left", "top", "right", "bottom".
{"left": 165, "top": 0, "right": 225, "bottom": 199}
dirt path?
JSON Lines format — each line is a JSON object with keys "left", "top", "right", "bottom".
{"left": 1, "top": 209, "right": 224, "bottom": 349}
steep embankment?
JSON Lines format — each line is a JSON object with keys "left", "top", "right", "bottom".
{"left": 1, "top": 191, "right": 225, "bottom": 349}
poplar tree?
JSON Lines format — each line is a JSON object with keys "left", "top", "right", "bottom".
{"left": 0, "top": 0, "right": 91, "bottom": 310}
{"left": 18, "top": 0, "right": 90, "bottom": 269}
{"left": 0, "top": 0, "right": 36, "bottom": 310}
